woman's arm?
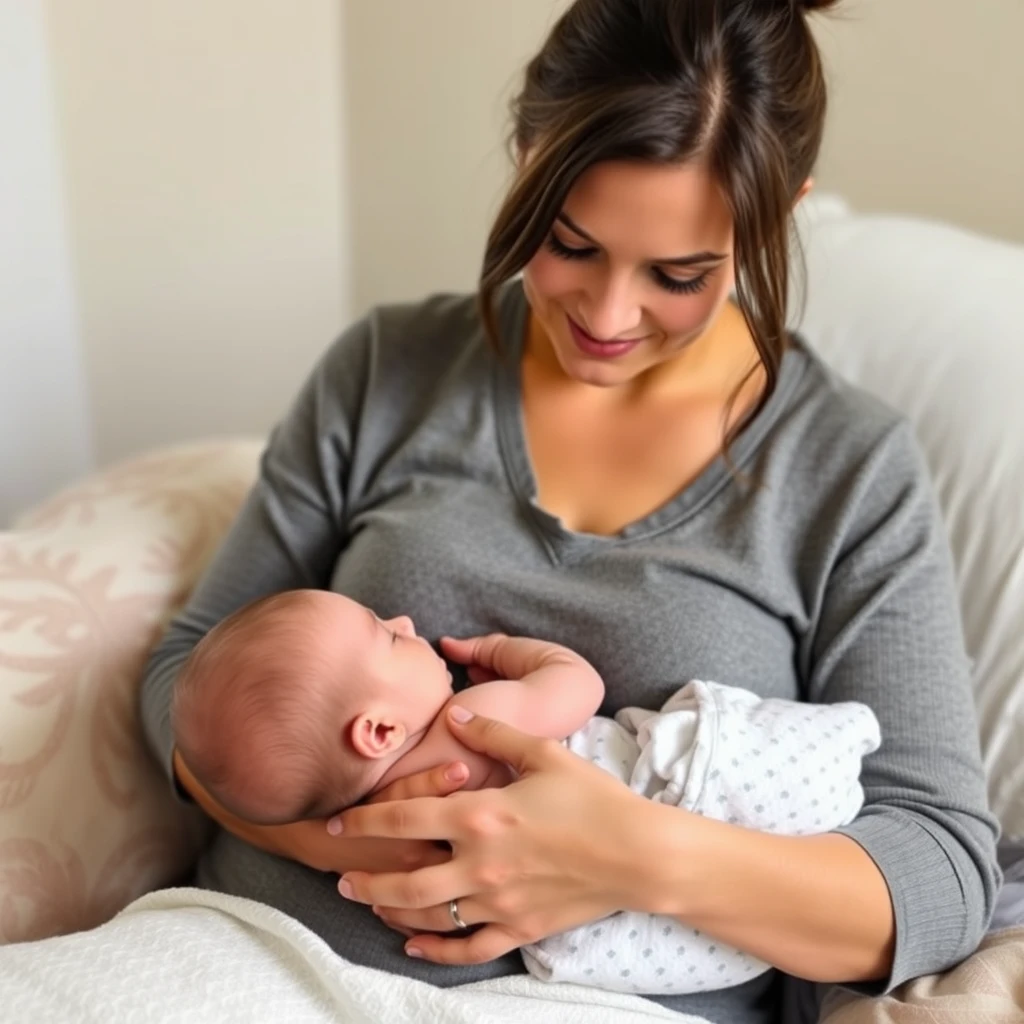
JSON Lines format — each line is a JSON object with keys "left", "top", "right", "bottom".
{"left": 331, "top": 712, "right": 893, "bottom": 978}
{"left": 636, "top": 803, "right": 895, "bottom": 982}
{"left": 331, "top": 424, "right": 999, "bottom": 987}
{"left": 138, "top": 318, "right": 469, "bottom": 874}
{"left": 140, "top": 322, "right": 369, "bottom": 800}
{"left": 790, "top": 422, "right": 999, "bottom": 988}
{"left": 624, "top": 421, "right": 997, "bottom": 986}
{"left": 329, "top": 712, "right": 888, "bottom": 981}
{"left": 634, "top": 420, "right": 996, "bottom": 986}
{"left": 173, "top": 750, "right": 464, "bottom": 874}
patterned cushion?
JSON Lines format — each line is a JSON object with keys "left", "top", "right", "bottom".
{"left": 0, "top": 440, "right": 261, "bottom": 943}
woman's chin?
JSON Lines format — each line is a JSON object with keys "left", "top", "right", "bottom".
{"left": 553, "top": 347, "right": 644, "bottom": 389}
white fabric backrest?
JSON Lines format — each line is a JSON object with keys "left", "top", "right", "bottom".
{"left": 792, "top": 196, "right": 1024, "bottom": 838}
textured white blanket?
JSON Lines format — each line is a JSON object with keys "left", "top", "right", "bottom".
{"left": 0, "top": 887, "right": 707, "bottom": 1023}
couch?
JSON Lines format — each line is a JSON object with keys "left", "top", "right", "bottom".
{"left": 1, "top": 195, "right": 1022, "bottom": 1017}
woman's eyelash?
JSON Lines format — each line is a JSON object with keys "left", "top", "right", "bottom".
{"left": 544, "top": 232, "right": 710, "bottom": 296}
{"left": 653, "top": 269, "right": 709, "bottom": 296}
{"left": 545, "top": 232, "right": 595, "bottom": 261}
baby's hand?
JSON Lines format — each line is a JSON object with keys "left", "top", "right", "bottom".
{"left": 442, "top": 636, "right": 502, "bottom": 684}
{"left": 466, "top": 665, "right": 501, "bottom": 685}
{"left": 441, "top": 634, "right": 573, "bottom": 684}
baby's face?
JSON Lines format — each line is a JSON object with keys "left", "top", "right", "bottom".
{"left": 323, "top": 593, "right": 453, "bottom": 727}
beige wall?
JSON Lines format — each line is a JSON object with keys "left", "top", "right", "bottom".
{"left": 45, "top": 0, "right": 349, "bottom": 465}
{"left": 343, "top": 0, "right": 562, "bottom": 316}
{"left": 34, "top": 0, "right": 1020, "bottom": 473}
{"left": 814, "top": 0, "right": 1024, "bottom": 244}
{"left": 344, "top": 0, "right": 1024, "bottom": 315}
{"left": 1, "top": 0, "right": 93, "bottom": 524}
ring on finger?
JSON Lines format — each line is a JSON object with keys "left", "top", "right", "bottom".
{"left": 448, "top": 898, "right": 471, "bottom": 932}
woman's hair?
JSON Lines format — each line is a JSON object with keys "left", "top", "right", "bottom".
{"left": 480, "top": 0, "right": 839, "bottom": 434}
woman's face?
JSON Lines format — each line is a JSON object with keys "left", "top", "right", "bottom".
{"left": 521, "top": 158, "right": 738, "bottom": 389}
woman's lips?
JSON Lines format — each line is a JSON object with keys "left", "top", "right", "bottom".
{"left": 566, "top": 315, "right": 643, "bottom": 359}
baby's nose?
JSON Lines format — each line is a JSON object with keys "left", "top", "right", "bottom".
{"left": 385, "top": 615, "right": 416, "bottom": 638}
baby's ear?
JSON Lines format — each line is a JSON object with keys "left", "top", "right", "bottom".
{"left": 348, "top": 712, "right": 407, "bottom": 760}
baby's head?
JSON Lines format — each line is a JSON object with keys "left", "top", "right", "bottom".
{"left": 172, "top": 590, "right": 453, "bottom": 824}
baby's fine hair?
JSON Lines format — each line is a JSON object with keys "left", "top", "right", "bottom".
{"left": 171, "top": 590, "right": 349, "bottom": 824}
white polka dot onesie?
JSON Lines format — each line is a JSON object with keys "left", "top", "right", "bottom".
{"left": 520, "top": 680, "right": 881, "bottom": 995}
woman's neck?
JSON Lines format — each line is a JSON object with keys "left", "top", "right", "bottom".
{"left": 523, "top": 299, "right": 766, "bottom": 416}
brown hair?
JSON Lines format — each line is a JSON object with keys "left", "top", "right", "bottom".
{"left": 172, "top": 591, "right": 367, "bottom": 824}
{"left": 480, "top": 0, "right": 839, "bottom": 433}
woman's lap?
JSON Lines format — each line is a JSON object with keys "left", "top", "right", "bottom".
{"left": 197, "top": 829, "right": 527, "bottom": 986}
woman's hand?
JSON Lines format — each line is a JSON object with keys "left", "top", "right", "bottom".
{"left": 321, "top": 760, "right": 470, "bottom": 875}
{"left": 174, "top": 749, "right": 469, "bottom": 876}
{"left": 291, "top": 760, "right": 470, "bottom": 874}
{"left": 331, "top": 708, "right": 656, "bottom": 965}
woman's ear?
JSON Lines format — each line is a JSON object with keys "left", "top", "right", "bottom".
{"left": 348, "top": 711, "right": 407, "bottom": 760}
{"left": 515, "top": 142, "right": 537, "bottom": 173}
{"left": 793, "top": 176, "right": 814, "bottom": 208}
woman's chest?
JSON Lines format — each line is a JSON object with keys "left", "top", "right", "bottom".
{"left": 333, "top": 471, "right": 802, "bottom": 713}
{"left": 521, "top": 384, "right": 733, "bottom": 538}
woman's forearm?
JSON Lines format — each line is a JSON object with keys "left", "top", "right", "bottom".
{"left": 173, "top": 749, "right": 299, "bottom": 860}
{"left": 630, "top": 801, "right": 895, "bottom": 983}
{"left": 173, "top": 749, "right": 459, "bottom": 876}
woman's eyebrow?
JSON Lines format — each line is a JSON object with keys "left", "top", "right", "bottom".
{"left": 556, "top": 212, "right": 728, "bottom": 267}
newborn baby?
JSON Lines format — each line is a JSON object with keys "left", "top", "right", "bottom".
{"left": 172, "top": 589, "right": 881, "bottom": 996}
{"left": 171, "top": 588, "right": 604, "bottom": 825}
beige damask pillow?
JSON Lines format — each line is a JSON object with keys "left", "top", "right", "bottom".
{"left": 0, "top": 440, "right": 262, "bottom": 943}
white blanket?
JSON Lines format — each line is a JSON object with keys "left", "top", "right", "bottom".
{"left": 0, "top": 887, "right": 707, "bottom": 1023}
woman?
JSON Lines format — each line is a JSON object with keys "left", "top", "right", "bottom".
{"left": 141, "top": 1, "right": 999, "bottom": 1022}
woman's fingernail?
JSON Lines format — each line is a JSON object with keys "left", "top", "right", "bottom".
{"left": 406, "top": 947, "right": 424, "bottom": 959}
{"left": 338, "top": 877, "right": 354, "bottom": 899}
{"left": 326, "top": 816, "right": 344, "bottom": 835}
{"left": 449, "top": 706, "right": 474, "bottom": 724}
{"left": 445, "top": 763, "right": 469, "bottom": 782}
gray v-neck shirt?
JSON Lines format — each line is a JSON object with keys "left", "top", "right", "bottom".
{"left": 140, "top": 281, "right": 999, "bottom": 1024}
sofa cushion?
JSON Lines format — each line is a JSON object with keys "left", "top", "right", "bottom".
{"left": 0, "top": 440, "right": 261, "bottom": 942}
{"left": 794, "top": 196, "right": 1024, "bottom": 839}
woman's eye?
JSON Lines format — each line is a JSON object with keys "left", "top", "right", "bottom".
{"left": 654, "top": 269, "right": 710, "bottom": 296}
{"left": 545, "top": 231, "right": 596, "bottom": 261}
{"left": 547, "top": 230, "right": 711, "bottom": 297}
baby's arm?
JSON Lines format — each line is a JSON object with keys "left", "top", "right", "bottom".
{"left": 373, "top": 635, "right": 604, "bottom": 795}
{"left": 441, "top": 634, "right": 604, "bottom": 740}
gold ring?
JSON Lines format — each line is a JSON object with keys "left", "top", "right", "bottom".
{"left": 448, "top": 898, "right": 470, "bottom": 931}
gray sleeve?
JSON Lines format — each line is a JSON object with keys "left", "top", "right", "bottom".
{"left": 804, "top": 420, "right": 1001, "bottom": 991}
{"left": 138, "top": 317, "right": 371, "bottom": 789}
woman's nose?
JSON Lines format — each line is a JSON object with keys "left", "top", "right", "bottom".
{"left": 580, "top": 273, "right": 643, "bottom": 341}
{"left": 384, "top": 615, "right": 416, "bottom": 638}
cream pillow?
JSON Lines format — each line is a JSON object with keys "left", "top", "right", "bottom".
{"left": 793, "top": 197, "right": 1024, "bottom": 839}
{"left": 0, "top": 440, "right": 261, "bottom": 943}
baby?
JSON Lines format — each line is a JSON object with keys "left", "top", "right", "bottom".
{"left": 172, "top": 588, "right": 881, "bottom": 996}
{"left": 171, "top": 589, "right": 605, "bottom": 825}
